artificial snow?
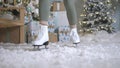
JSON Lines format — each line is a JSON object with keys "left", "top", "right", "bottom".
{"left": 0, "top": 31, "right": 120, "bottom": 68}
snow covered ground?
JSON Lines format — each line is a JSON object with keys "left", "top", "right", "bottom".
{"left": 0, "top": 31, "right": 120, "bottom": 68}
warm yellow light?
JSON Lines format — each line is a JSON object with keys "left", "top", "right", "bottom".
{"left": 99, "top": 2, "right": 103, "bottom": 5}
{"left": 95, "top": 12, "right": 99, "bottom": 14}
{"left": 107, "top": 0, "right": 111, "bottom": 3}
{"left": 79, "top": 30, "right": 83, "bottom": 32}
{"left": 87, "top": 29, "right": 90, "bottom": 31}
{"left": 83, "top": 21, "right": 87, "bottom": 24}
{"left": 80, "top": 14, "right": 84, "bottom": 16}
{"left": 107, "top": 12, "right": 110, "bottom": 14}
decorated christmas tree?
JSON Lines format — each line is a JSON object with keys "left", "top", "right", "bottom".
{"left": 79, "top": 0, "right": 116, "bottom": 33}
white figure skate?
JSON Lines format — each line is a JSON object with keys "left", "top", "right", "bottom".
{"left": 32, "top": 24, "right": 49, "bottom": 49}
{"left": 70, "top": 28, "right": 80, "bottom": 45}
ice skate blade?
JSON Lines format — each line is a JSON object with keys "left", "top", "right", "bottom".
{"left": 73, "top": 42, "right": 80, "bottom": 44}
{"left": 33, "top": 41, "right": 49, "bottom": 50}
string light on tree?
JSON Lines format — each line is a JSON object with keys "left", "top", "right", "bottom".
{"left": 79, "top": 0, "right": 116, "bottom": 34}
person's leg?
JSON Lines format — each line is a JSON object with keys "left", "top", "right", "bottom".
{"left": 63, "top": 0, "right": 80, "bottom": 44}
{"left": 63, "top": 0, "right": 77, "bottom": 27}
{"left": 39, "top": 0, "right": 50, "bottom": 25}
{"left": 33, "top": 0, "right": 50, "bottom": 48}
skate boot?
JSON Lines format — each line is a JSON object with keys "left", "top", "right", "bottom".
{"left": 32, "top": 24, "right": 49, "bottom": 49}
{"left": 70, "top": 28, "right": 80, "bottom": 45}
